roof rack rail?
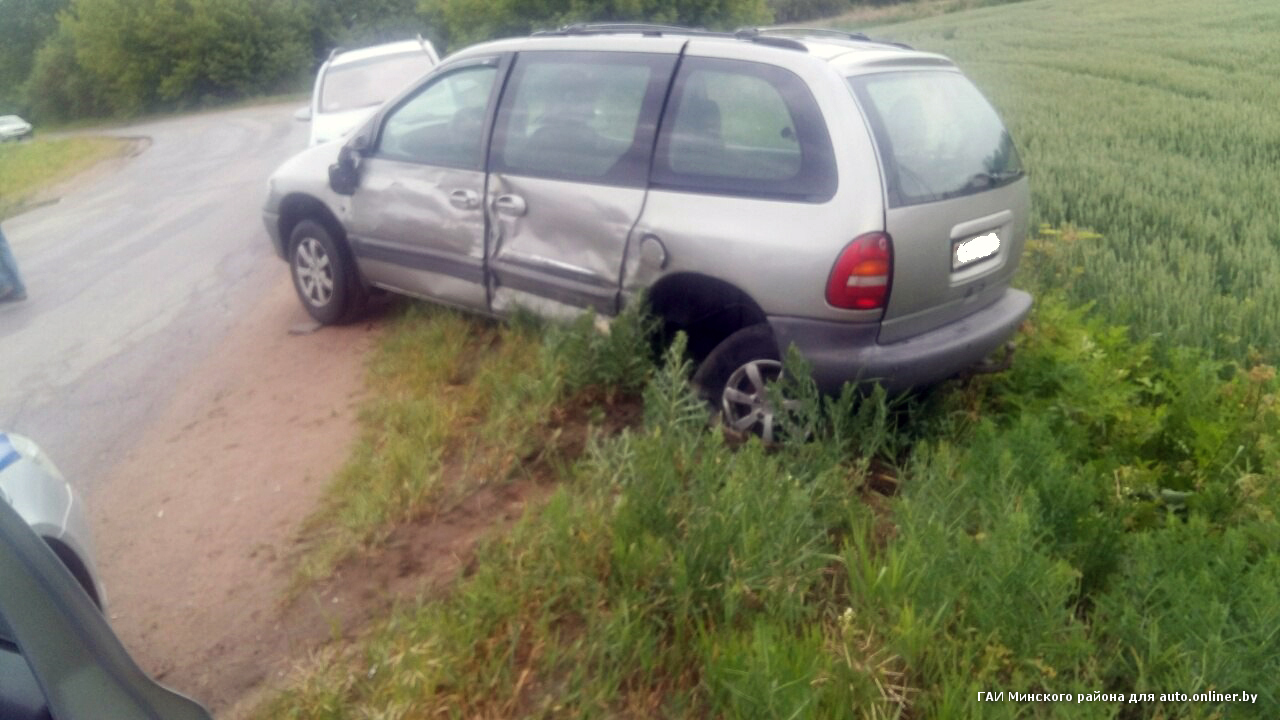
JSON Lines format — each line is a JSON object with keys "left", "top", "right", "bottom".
{"left": 534, "top": 22, "right": 807, "bottom": 51}
{"left": 326, "top": 46, "right": 346, "bottom": 62}
{"left": 749, "top": 26, "right": 869, "bottom": 41}
{"left": 743, "top": 26, "right": 913, "bottom": 50}
{"left": 536, "top": 22, "right": 714, "bottom": 37}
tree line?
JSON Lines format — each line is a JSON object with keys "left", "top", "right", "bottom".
{"left": 0, "top": 0, "right": 913, "bottom": 122}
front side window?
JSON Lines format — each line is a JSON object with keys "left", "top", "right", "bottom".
{"left": 377, "top": 64, "right": 498, "bottom": 169}
{"left": 491, "top": 51, "right": 675, "bottom": 186}
{"left": 850, "top": 70, "right": 1023, "bottom": 207}
{"left": 319, "top": 53, "right": 436, "bottom": 114}
{"left": 652, "top": 57, "right": 837, "bottom": 202}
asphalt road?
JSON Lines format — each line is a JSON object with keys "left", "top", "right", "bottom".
{"left": 0, "top": 103, "right": 310, "bottom": 494}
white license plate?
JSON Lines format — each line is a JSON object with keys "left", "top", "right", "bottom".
{"left": 952, "top": 232, "right": 1001, "bottom": 270}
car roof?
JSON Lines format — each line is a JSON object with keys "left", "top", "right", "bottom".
{"left": 328, "top": 39, "right": 436, "bottom": 67}
{"left": 447, "top": 25, "right": 952, "bottom": 72}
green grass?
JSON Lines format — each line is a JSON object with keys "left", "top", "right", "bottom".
{"left": 288, "top": 302, "right": 655, "bottom": 591}
{"left": 258, "top": 284, "right": 1280, "bottom": 718}
{"left": 0, "top": 136, "right": 131, "bottom": 218}
{"left": 820, "top": 0, "right": 1026, "bottom": 28}
{"left": 834, "top": 0, "right": 1280, "bottom": 358}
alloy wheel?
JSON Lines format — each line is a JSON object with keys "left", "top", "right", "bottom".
{"left": 721, "top": 358, "right": 793, "bottom": 443}
{"left": 294, "top": 236, "right": 334, "bottom": 307}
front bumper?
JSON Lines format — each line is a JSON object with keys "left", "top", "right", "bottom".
{"left": 768, "top": 288, "right": 1033, "bottom": 394}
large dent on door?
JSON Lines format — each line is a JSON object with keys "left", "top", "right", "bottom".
{"left": 363, "top": 164, "right": 484, "bottom": 260}
{"left": 490, "top": 175, "right": 635, "bottom": 276}
{"left": 488, "top": 174, "right": 642, "bottom": 319}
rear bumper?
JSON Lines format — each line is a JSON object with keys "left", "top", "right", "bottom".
{"left": 768, "top": 288, "right": 1033, "bottom": 394}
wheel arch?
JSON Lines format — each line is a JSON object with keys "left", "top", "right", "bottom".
{"left": 278, "top": 193, "right": 348, "bottom": 257}
{"left": 645, "top": 272, "right": 772, "bottom": 363}
{"left": 42, "top": 536, "right": 103, "bottom": 610}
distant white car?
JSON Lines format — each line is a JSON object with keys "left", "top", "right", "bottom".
{"left": 0, "top": 115, "right": 33, "bottom": 142}
{"left": 297, "top": 38, "right": 439, "bottom": 147}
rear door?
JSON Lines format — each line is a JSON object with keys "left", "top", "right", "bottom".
{"left": 345, "top": 56, "right": 505, "bottom": 311}
{"left": 486, "top": 48, "right": 678, "bottom": 319}
{"left": 848, "top": 69, "right": 1029, "bottom": 344}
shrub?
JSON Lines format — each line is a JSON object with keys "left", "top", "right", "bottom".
{"left": 0, "top": 0, "right": 67, "bottom": 114}
{"left": 24, "top": 24, "right": 108, "bottom": 121}
{"left": 60, "top": 0, "right": 312, "bottom": 115}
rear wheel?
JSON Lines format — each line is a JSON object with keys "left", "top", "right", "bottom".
{"left": 289, "top": 219, "right": 366, "bottom": 324}
{"left": 693, "top": 324, "right": 792, "bottom": 442}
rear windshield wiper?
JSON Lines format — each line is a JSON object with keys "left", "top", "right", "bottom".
{"left": 963, "top": 170, "right": 1024, "bottom": 191}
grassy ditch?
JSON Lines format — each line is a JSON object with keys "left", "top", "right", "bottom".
{"left": 0, "top": 136, "right": 131, "bottom": 218}
{"left": 289, "top": 303, "right": 654, "bottom": 590}
{"left": 258, "top": 230, "right": 1280, "bottom": 717}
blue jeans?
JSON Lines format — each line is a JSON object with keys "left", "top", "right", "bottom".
{"left": 0, "top": 225, "right": 26, "bottom": 299}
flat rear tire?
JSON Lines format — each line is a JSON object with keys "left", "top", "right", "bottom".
{"left": 693, "top": 324, "right": 789, "bottom": 442}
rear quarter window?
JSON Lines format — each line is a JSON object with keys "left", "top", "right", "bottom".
{"left": 849, "top": 70, "right": 1023, "bottom": 208}
{"left": 651, "top": 57, "right": 837, "bottom": 203}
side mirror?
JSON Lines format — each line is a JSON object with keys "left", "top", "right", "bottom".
{"left": 328, "top": 144, "right": 359, "bottom": 196}
{"left": 293, "top": 106, "right": 312, "bottom": 122}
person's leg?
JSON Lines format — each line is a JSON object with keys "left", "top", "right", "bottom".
{"left": 0, "top": 226, "right": 27, "bottom": 301}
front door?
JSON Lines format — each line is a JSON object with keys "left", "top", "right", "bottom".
{"left": 485, "top": 49, "right": 678, "bottom": 319}
{"left": 346, "top": 57, "right": 504, "bottom": 311}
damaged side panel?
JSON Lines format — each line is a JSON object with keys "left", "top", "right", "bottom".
{"left": 347, "top": 158, "right": 489, "bottom": 310}
{"left": 482, "top": 48, "right": 679, "bottom": 320}
{"left": 488, "top": 174, "right": 644, "bottom": 319}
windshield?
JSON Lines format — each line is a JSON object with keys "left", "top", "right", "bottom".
{"left": 318, "top": 53, "right": 435, "bottom": 114}
{"left": 849, "top": 70, "right": 1022, "bottom": 207}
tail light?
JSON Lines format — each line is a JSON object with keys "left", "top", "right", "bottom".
{"left": 826, "top": 232, "right": 893, "bottom": 310}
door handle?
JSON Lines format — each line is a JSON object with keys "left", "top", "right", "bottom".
{"left": 493, "top": 194, "right": 527, "bottom": 216}
{"left": 449, "top": 189, "right": 479, "bottom": 210}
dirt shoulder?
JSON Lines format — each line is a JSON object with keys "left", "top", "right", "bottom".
{"left": 90, "top": 277, "right": 379, "bottom": 713}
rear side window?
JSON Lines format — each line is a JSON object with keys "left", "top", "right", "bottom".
{"left": 490, "top": 51, "right": 676, "bottom": 187}
{"left": 849, "top": 70, "right": 1023, "bottom": 208}
{"left": 652, "top": 57, "right": 836, "bottom": 203}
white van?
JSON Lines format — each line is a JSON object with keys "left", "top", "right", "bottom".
{"left": 297, "top": 38, "right": 439, "bottom": 147}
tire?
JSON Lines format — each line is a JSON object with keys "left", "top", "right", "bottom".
{"left": 692, "top": 323, "right": 789, "bottom": 442}
{"left": 288, "top": 218, "right": 367, "bottom": 324}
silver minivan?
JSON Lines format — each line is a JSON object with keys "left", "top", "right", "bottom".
{"left": 264, "top": 25, "right": 1031, "bottom": 438}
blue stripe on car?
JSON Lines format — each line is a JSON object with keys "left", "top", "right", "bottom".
{"left": 0, "top": 434, "right": 20, "bottom": 473}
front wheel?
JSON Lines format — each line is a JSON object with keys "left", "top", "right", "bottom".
{"left": 693, "top": 324, "right": 791, "bottom": 442}
{"left": 289, "top": 219, "right": 366, "bottom": 324}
